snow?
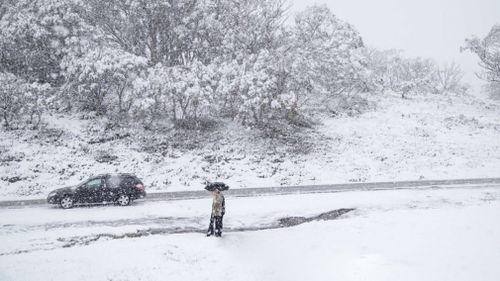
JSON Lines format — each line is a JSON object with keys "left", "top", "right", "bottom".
{"left": 0, "top": 187, "right": 499, "bottom": 281}
{"left": 1, "top": 93, "right": 499, "bottom": 200}
{"left": 302, "top": 93, "right": 500, "bottom": 183}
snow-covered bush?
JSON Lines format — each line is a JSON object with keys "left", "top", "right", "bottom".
{"left": 23, "top": 82, "right": 52, "bottom": 128}
{"left": 217, "top": 47, "right": 311, "bottom": 128}
{"left": 0, "top": 72, "right": 51, "bottom": 128}
{"left": 366, "top": 50, "right": 468, "bottom": 97}
{"left": 170, "top": 61, "right": 217, "bottom": 122}
{"left": 61, "top": 47, "right": 148, "bottom": 116}
{"left": 131, "top": 61, "right": 217, "bottom": 128}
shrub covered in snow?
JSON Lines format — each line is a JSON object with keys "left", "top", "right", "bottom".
{"left": 366, "top": 50, "right": 468, "bottom": 98}
{"left": 0, "top": 72, "right": 51, "bottom": 129}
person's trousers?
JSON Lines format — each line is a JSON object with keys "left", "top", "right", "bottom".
{"left": 207, "top": 216, "right": 223, "bottom": 236}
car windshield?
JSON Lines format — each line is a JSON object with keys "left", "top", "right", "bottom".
{"left": 76, "top": 179, "right": 89, "bottom": 187}
{"left": 77, "top": 178, "right": 101, "bottom": 188}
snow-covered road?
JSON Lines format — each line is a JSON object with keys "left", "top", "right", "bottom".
{"left": 2, "top": 177, "right": 500, "bottom": 206}
{"left": 1, "top": 185, "right": 499, "bottom": 281}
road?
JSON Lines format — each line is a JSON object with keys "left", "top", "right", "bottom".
{"left": 1, "top": 177, "right": 500, "bottom": 207}
{"left": 1, "top": 179, "right": 499, "bottom": 257}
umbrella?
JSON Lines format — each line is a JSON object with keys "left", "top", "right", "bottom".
{"left": 205, "top": 182, "right": 229, "bottom": 191}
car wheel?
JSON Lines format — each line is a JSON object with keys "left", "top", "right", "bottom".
{"left": 60, "top": 196, "right": 74, "bottom": 209}
{"left": 116, "top": 194, "right": 130, "bottom": 206}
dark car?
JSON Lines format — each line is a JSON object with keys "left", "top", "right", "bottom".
{"left": 47, "top": 173, "right": 146, "bottom": 209}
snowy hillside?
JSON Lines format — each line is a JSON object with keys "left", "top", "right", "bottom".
{"left": 1, "top": 92, "right": 499, "bottom": 200}
{"left": 2, "top": 1, "right": 499, "bottom": 200}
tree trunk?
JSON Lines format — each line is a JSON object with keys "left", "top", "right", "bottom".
{"left": 172, "top": 97, "right": 177, "bottom": 121}
{"left": 3, "top": 111, "right": 9, "bottom": 128}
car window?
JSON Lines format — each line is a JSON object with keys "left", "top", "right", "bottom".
{"left": 122, "top": 176, "right": 137, "bottom": 187}
{"left": 83, "top": 178, "right": 103, "bottom": 189}
{"left": 133, "top": 177, "right": 143, "bottom": 185}
{"left": 107, "top": 176, "right": 122, "bottom": 189}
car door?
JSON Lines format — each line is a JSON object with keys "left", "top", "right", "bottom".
{"left": 78, "top": 178, "right": 104, "bottom": 203}
{"left": 103, "top": 175, "right": 120, "bottom": 202}
{"left": 119, "top": 176, "right": 137, "bottom": 194}
{"left": 75, "top": 180, "right": 91, "bottom": 203}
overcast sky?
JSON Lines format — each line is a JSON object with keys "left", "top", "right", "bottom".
{"left": 290, "top": 0, "right": 500, "bottom": 88}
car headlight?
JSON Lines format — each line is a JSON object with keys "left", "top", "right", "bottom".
{"left": 48, "top": 191, "right": 56, "bottom": 197}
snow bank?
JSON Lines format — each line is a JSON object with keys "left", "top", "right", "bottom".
{"left": 0, "top": 187, "right": 499, "bottom": 281}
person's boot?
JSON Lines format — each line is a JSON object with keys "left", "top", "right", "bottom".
{"left": 207, "top": 218, "right": 214, "bottom": 236}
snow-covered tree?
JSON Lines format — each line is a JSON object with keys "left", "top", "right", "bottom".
{"left": 215, "top": 4, "right": 370, "bottom": 125}
{"left": 291, "top": 5, "right": 368, "bottom": 108}
{"left": 216, "top": 0, "right": 288, "bottom": 57}
{"left": 464, "top": 24, "right": 500, "bottom": 97}
{"left": 171, "top": 61, "right": 217, "bottom": 121}
{"left": 430, "top": 63, "right": 467, "bottom": 95}
{"left": 87, "top": 0, "right": 226, "bottom": 66}
{"left": 24, "top": 82, "right": 52, "bottom": 128}
{"left": 130, "top": 64, "right": 171, "bottom": 125}
{"left": 0, "top": 73, "right": 24, "bottom": 128}
{"left": 0, "top": 0, "right": 15, "bottom": 21}
{"left": 0, "top": 0, "right": 96, "bottom": 84}
{"left": 132, "top": 61, "right": 217, "bottom": 127}
{"left": 390, "top": 57, "right": 437, "bottom": 98}
{"left": 364, "top": 49, "right": 402, "bottom": 93}
{"left": 217, "top": 49, "right": 303, "bottom": 126}
{"left": 61, "top": 47, "right": 148, "bottom": 116}
{"left": 4, "top": 0, "right": 466, "bottom": 133}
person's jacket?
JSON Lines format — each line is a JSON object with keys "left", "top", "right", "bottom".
{"left": 212, "top": 193, "right": 225, "bottom": 216}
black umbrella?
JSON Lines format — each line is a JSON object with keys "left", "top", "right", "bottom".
{"left": 205, "top": 182, "right": 229, "bottom": 191}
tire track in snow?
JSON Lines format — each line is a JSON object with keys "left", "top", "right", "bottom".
{"left": 0, "top": 208, "right": 354, "bottom": 256}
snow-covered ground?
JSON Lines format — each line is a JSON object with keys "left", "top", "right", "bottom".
{"left": 1, "top": 92, "right": 499, "bottom": 200}
{"left": 0, "top": 186, "right": 499, "bottom": 281}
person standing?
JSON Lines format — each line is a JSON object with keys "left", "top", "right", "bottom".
{"left": 207, "top": 190, "right": 225, "bottom": 237}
